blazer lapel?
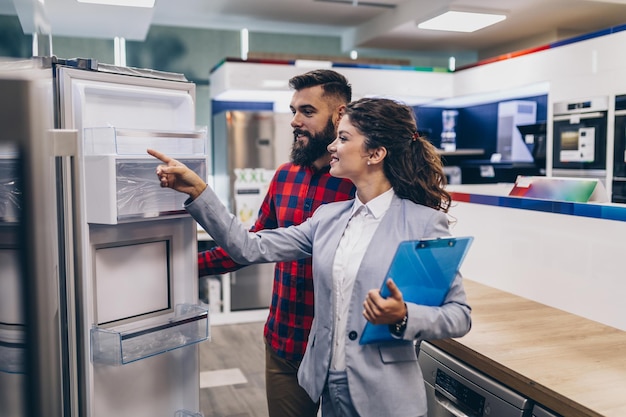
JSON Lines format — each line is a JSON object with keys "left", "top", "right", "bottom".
{"left": 353, "top": 196, "right": 404, "bottom": 295}
{"left": 314, "top": 203, "right": 355, "bottom": 296}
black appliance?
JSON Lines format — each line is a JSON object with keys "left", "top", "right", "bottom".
{"left": 612, "top": 94, "right": 626, "bottom": 203}
{"left": 552, "top": 97, "right": 608, "bottom": 177}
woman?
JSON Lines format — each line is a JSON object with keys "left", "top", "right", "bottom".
{"left": 148, "top": 97, "right": 471, "bottom": 417}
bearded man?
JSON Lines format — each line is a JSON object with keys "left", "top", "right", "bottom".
{"left": 198, "top": 69, "right": 355, "bottom": 417}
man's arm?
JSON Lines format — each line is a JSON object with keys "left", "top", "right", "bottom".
{"left": 197, "top": 170, "right": 280, "bottom": 276}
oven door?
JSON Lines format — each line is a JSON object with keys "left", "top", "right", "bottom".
{"left": 552, "top": 111, "right": 607, "bottom": 171}
{"left": 611, "top": 111, "right": 626, "bottom": 203}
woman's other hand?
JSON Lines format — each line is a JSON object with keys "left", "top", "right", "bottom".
{"left": 363, "top": 278, "right": 407, "bottom": 325}
{"left": 147, "top": 148, "right": 207, "bottom": 200}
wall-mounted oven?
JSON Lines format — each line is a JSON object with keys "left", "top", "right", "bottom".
{"left": 612, "top": 94, "right": 626, "bottom": 203}
{"left": 552, "top": 97, "right": 608, "bottom": 179}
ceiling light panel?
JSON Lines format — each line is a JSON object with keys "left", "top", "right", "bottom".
{"left": 418, "top": 11, "right": 506, "bottom": 33}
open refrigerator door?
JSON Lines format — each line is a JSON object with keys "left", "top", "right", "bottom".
{"left": 0, "top": 57, "right": 210, "bottom": 417}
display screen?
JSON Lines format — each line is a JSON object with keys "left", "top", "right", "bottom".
{"left": 559, "top": 127, "right": 595, "bottom": 163}
{"left": 435, "top": 368, "right": 485, "bottom": 416}
{"left": 94, "top": 239, "right": 172, "bottom": 325}
{"left": 553, "top": 113, "right": 606, "bottom": 170}
{"left": 560, "top": 130, "right": 579, "bottom": 151}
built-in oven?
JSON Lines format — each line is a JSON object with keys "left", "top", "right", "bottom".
{"left": 552, "top": 97, "right": 608, "bottom": 180}
{"left": 612, "top": 94, "right": 626, "bottom": 203}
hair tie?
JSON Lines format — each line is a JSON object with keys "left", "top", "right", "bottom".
{"left": 411, "top": 132, "right": 419, "bottom": 142}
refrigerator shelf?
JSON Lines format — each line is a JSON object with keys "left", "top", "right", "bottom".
{"left": 83, "top": 155, "right": 207, "bottom": 224}
{"left": 0, "top": 158, "right": 19, "bottom": 223}
{"left": 90, "top": 303, "right": 209, "bottom": 366}
{"left": 83, "top": 126, "right": 207, "bottom": 156}
{"left": 0, "top": 326, "right": 25, "bottom": 374}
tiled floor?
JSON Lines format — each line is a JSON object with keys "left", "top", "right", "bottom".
{"left": 199, "top": 321, "right": 268, "bottom": 417}
{"left": 200, "top": 368, "right": 248, "bottom": 389}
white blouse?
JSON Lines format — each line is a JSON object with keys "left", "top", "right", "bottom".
{"left": 330, "top": 187, "right": 394, "bottom": 371}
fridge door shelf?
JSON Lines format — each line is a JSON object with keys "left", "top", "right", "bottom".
{"left": 84, "top": 156, "right": 207, "bottom": 224}
{"left": 90, "top": 304, "right": 209, "bottom": 366}
{"left": 0, "top": 325, "right": 25, "bottom": 374}
{"left": 82, "top": 126, "right": 208, "bottom": 224}
{"left": 83, "top": 127, "right": 207, "bottom": 156}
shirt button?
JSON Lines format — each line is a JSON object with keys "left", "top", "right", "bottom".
{"left": 348, "top": 331, "right": 358, "bottom": 341}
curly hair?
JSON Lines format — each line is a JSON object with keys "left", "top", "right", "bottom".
{"left": 344, "top": 97, "right": 451, "bottom": 212}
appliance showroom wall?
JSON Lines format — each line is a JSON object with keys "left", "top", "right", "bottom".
{"left": 445, "top": 30, "right": 626, "bottom": 331}
{"left": 453, "top": 29, "right": 626, "bottom": 102}
{"left": 451, "top": 29, "right": 626, "bottom": 182}
{"left": 416, "top": 94, "right": 548, "bottom": 153}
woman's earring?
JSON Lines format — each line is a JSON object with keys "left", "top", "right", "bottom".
{"left": 367, "top": 161, "right": 371, "bottom": 166}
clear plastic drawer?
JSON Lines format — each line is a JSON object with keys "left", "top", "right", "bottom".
{"left": 82, "top": 127, "right": 208, "bottom": 224}
{"left": 0, "top": 325, "right": 25, "bottom": 374}
{"left": 90, "top": 304, "right": 209, "bottom": 366}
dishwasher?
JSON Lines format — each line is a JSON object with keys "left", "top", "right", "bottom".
{"left": 418, "top": 341, "right": 532, "bottom": 417}
{"left": 531, "top": 404, "right": 561, "bottom": 417}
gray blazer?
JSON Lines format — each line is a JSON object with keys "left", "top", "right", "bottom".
{"left": 187, "top": 186, "right": 472, "bottom": 417}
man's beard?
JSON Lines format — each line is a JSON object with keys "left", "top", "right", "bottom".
{"left": 290, "top": 118, "right": 336, "bottom": 167}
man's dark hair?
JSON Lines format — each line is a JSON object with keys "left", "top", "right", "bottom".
{"left": 289, "top": 69, "right": 352, "bottom": 104}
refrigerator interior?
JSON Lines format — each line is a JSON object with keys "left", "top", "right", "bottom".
{"left": 56, "top": 63, "right": 208, "bottom": 417}
{"left": 0, "top": 153, "right": 26, "bottom": 417}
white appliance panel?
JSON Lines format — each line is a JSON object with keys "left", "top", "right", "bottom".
{"left": 92, "top": 350, "right": 195, "bottom": 417}
{"left": 94, "top": 240, "right": 171, "bottom": 325}
{"left": 71, "top": 81, "right": 195, "bottom": 131}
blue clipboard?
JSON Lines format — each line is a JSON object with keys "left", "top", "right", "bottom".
{"left": 359, "top": 236, "right": 473, "bottom": 345}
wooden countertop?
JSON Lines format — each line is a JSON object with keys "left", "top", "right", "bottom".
{"left": 431, "top": 279, "right": 626, "bottom": 417}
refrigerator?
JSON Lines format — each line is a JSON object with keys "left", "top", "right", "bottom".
{"left": 211, "top": 110, "right": 286, "bottom": 311}
{"left": 0, "top": 57, "right": 209, "bottom": 417}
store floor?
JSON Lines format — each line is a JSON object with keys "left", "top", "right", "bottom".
{"left": 199, "top": 321, "right": 268, "bottom": 417}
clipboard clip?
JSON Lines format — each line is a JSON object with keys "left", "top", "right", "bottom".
{"left": 416, "top": 237, "right": 457, "bottom": 250}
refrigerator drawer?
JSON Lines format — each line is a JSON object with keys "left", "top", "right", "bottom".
{"left": 84, "top": 156, "right": 206, "bottom": 224}
{"left": 90, "top": 303, "right": 209, "bottom": 366}
{"left": 83, "top": 127, "right": 208, "bottom": 224}
{"left": 0, "top": 325, "right": 25, "bottom": 374}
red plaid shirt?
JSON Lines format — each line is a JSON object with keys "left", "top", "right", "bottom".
{"left": 198, "top": 162, "right": 355, "bottom": 360}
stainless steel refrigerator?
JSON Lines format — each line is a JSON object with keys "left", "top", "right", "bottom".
{"left": 211, "top": 110, "right": 286, "bottom": 311}
{"left": 0, "top": 57, "right": 208, "bottom": 417}
{"left": 0, "top": 58, "right": 61, "bottom": 417}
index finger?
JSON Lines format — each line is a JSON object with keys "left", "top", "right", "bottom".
{"left": 147, "top": 148, "right": 172, "bottom": 164}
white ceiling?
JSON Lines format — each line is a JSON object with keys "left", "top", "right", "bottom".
{"left": 3, "top": 0, "right": 626, "bottom": 60}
